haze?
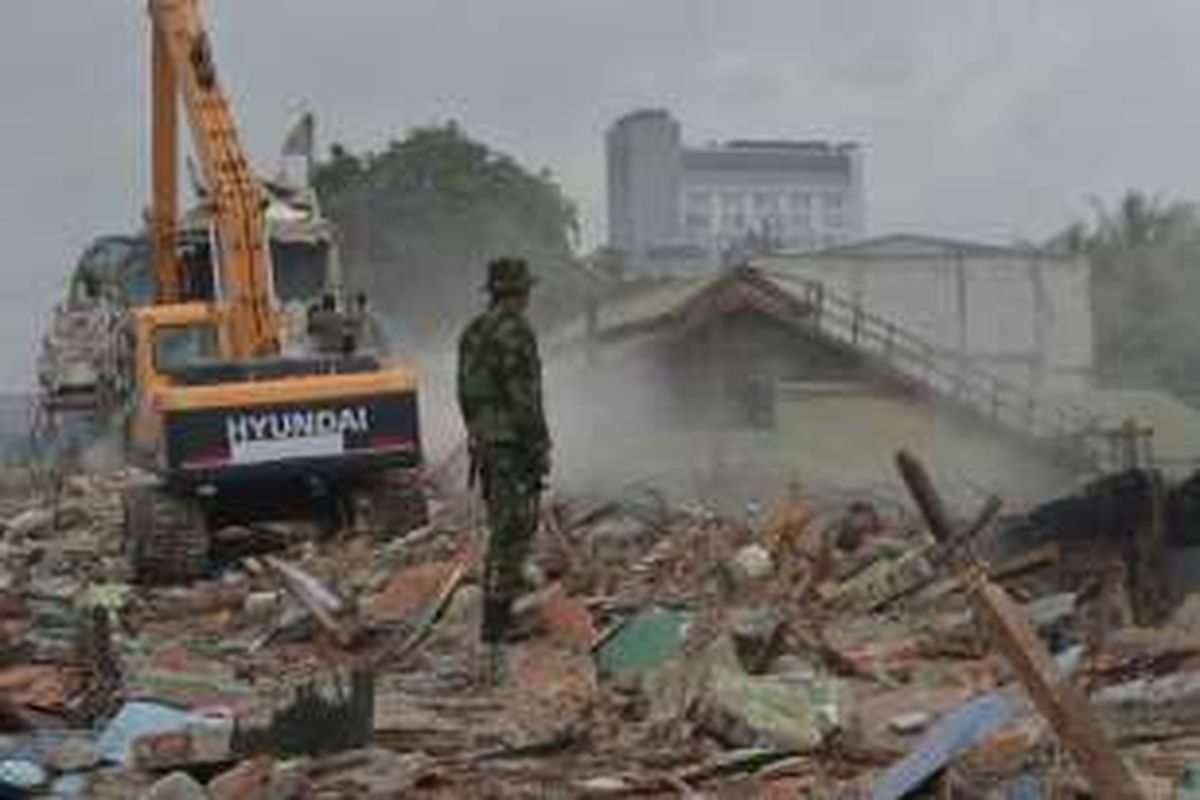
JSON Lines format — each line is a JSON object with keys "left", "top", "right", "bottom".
{"left": 3, "top": 0, "right": 1200, "bottom": 387}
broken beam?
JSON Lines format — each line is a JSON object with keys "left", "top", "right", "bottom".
{"left": 895, "top": 449, "right": 956, "bottom": 542}
{"left": 969, "top": 571, "right": 1143, "bottom": 799}
{"left": 264, "top": 556, "right": 360, "bottom": 648}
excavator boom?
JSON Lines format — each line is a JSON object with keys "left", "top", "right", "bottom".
{"left": 149, "top": 0, "right": 278, "bottom": 359}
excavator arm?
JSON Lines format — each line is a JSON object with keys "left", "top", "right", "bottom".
{"left": 108, "top": 0, "right": 427, "bottom": 585}
{"left": 149, "top": 0, "right": 279, "bottom": 360}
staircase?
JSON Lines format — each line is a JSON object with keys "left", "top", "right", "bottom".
{"left": 776, "top": 273, "right": 1108, "bottom": 471}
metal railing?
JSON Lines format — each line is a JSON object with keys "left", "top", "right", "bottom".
{"left": 789, "top": 278, "right": 1108, "bottom": 470}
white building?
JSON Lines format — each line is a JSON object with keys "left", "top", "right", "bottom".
{"left": 754, "top": 234, "right": 1094, "bottom": 390}
{"left": 679, "top": 140, "right": 865, "bottom": 257}
{"left": 606, "top": 110, "right": 866, "bottom": 273}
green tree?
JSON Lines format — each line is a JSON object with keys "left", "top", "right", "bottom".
{"left": 1061, "top": 190, "right": 1200, "bottom": 393}
{"left": 313, "top": 123, "right": 583, "bottom": 344}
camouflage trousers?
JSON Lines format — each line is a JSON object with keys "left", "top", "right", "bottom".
{"left": 478, "top": 445, "right": 541, "bottom": 644}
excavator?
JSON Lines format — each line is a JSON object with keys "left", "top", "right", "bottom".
{"left": 117, "top": 0, "right": 425, "bottom": 582}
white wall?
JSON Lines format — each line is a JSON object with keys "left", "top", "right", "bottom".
{"left": 1038, "top": 257, "right": 1093, "bottom": 389}
{"left": 758, "top": 238, "right": 1094, "bottom": 391}
{"left": 861, "top": 263, "right": 960, "bottom": 353}
{"left": 965, "top": 257, "right": 1036, "bottom": 356}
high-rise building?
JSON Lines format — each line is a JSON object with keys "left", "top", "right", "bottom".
{"left": 605, "top": 110, "right": 683, "bottom": 266}
{"left": 606, "top": 109, "right": 866, "bottom": 273}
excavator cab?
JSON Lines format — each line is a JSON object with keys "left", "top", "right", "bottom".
{"left": 125, "top": 302, "right": 220, "bottom": 460}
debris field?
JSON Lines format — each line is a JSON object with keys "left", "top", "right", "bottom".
{"left": 0, "top": 450, "right": 1194, "bottom": 798}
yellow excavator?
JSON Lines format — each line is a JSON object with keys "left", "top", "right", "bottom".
{"left": 121, "top": 0, "right": 425, "bottom": 582}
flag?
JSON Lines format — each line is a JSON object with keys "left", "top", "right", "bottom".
{"left": 282, "top": 112, "right": 315, "bottom": 159}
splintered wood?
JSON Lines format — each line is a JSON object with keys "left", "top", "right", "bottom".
{"left": 894, "top": 448, "right": 1144, "bottom": 800}
{"left": 970, "top": 571, "right": 1144, "bottom": 800}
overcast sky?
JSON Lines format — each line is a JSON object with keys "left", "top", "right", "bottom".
{"left": 4, "top": 0, "right": 1200, "bottom": 386}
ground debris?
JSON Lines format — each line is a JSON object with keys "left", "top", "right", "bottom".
{"left": 6, "top": 456, "right": 1200, "bottom": 797}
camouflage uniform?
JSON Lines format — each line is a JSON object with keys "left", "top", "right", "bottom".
{"left": 457, "top": 259, "right": 550, "bottom": 645}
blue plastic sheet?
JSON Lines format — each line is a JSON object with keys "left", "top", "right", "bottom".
{"left": 870, "top": 647, "right": 1082, "bottom": 800}
{"left": 869, "top": 689, "right": 1022, "bottom": 800}
{"left": 1006, "top": 774, "right": 1043, "bottom": 800}
{"left": 96, "top": 700, "right": 194, "bottom": 766}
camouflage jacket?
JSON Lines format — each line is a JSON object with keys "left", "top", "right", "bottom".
{"left": 457, "top": 307, "right": 550, "bottom": 461}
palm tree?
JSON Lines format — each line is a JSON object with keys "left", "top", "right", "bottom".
{"left": 1056, "top": 190, "right": 1200, "bottom": 389}
{"left": 1089, "top": 190, "right": 1194, "bottom": 253}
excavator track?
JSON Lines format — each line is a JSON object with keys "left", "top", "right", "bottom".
{"left": 122, "top": 481, "right": 210, "bottom": 584}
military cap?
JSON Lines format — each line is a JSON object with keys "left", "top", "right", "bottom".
{"left": 486, "top": 257, "right": 535, "bottom": 294}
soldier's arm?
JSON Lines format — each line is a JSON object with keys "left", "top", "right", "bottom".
{"left": 455, "top": 324, "right": 480, "bottom": 431}
{"left": 456, "top": 321, "right": 488, "bottom": 488}
{"left": 498, "top": 318, "right": 550, "bottom": 454}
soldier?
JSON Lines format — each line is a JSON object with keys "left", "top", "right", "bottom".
{"left": 457, "top": 257, "right": 550, "bottom": 678}
{"left": 307, "top": 292, "right": 342, "bottom": 354}
{"left": 346, "top": 291, "right": 389, "bottom": 353}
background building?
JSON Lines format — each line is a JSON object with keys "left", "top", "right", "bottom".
{"left": 606, "top": 109, "right": 866, "bottom": 273}
{"left": 755, "top": 234, "right": 1093, "bottom": 391}
{"left": 605, "top": 110, "right": 683, "bottom": 272}
{"left": 548, "top": 264, "right": 1098, "bottom": 510}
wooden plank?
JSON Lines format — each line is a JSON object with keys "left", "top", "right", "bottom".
{"left": 265, "top": 556, "right": 360, "bottom": 648}
{"left": 374, "top": 559, "right": 468, "bottom": 667}
{"left": 938, "top": 495, "right": 1002, "bottom": 564}
{"left": 895, "top": 450, "right": 955, "bottom": 542}
{"left": 969, "top": 571, "right": 1143, "bottom": 800}
{"left": 891, "top": 448, "right": 1142, "bottom": 797}
{"left": 919, "top": 543, "right": 1061, "bottom": 605}
{"left": 988, "top": 542, "right": 1060, "bottom": 582}
{"left": 872, "top": 495, "right": 1002, "bottom": 613}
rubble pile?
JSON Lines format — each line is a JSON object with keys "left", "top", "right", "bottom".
{"left": 0, "top": 457, "right": 1198, "bottom": 797}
